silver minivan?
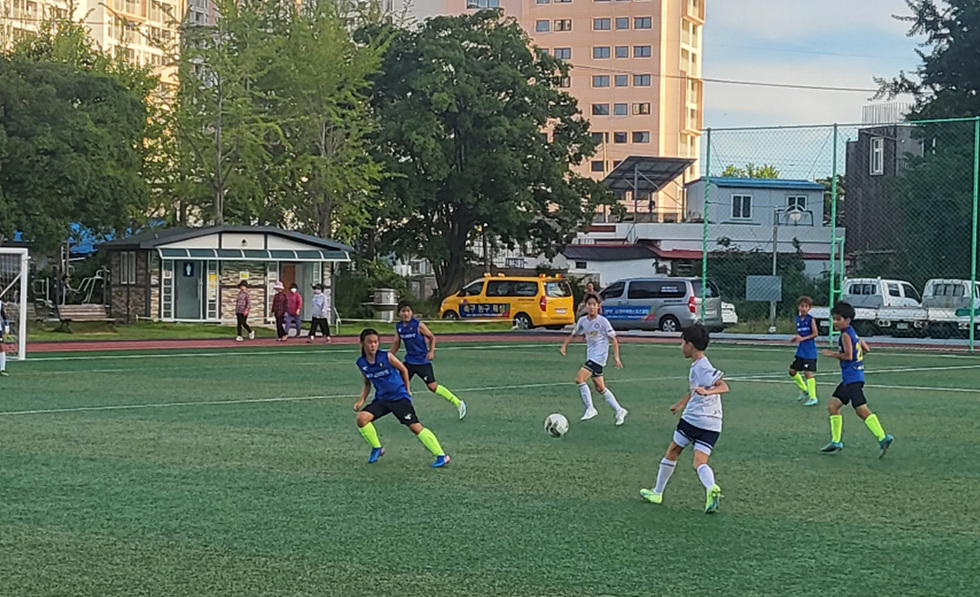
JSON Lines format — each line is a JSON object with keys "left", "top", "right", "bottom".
{"left": 599, "top": 277, "right": 725, "bottom": 332}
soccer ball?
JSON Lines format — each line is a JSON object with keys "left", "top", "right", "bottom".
{"left": 544, "top": 413, "right": 569, "bottom": 437}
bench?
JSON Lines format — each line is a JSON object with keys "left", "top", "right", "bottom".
{"left": 57, "top": 304, "right": 116, "bottom": 332}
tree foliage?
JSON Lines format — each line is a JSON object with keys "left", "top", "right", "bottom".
{"left": 720, "top": 163, "right": 781, "bottom": 179}
{"left": 363, "top": 9, "right": 611, "bottom": 294}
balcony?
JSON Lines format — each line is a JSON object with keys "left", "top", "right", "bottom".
{"left": 684, "top": 0, "right": 705, "bottom": 24}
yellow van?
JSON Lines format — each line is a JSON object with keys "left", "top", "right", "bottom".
{"left": 439, "top": 274, "right": 575, "bottom": 329}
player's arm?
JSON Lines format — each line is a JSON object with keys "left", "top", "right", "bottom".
{"left": 807, "top": 318, "right": 819, "bottom": 341}
{"left": 695, "top": 378, "right": 729, "bottom": 396}
{"left": 389, "top": 333, "right": 401, "bottom": 355}
{"left": 670, "top": 393, "right": 692, "bottom": 415}
{"left": 859, "top": 338, "right": 871, "bottom": 354}
{"left": 823, "top": 332, "right": 852, "bottom": 361}
{"left": 559, "top": 326, "right": 579, "bottom": 356}
{"left": 354, "top": 375, "right": 371, "bottom": 411}
{"left": 419, "top": 322, "right": 436, "bottom": 361}
{"left": 388, "top": 353, "right": 412, "bottom": 395}
{"left": 610, "top": 334, "right": 622, "bottom": 369}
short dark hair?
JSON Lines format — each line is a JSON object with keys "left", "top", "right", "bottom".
{"left": 797, "top": 296, "right": 813, "bottom": 307}
{"left": 682, "top": 323, "right": 710, "bottom": 351}
{"left": 584, "top": 293, "right": 601, "bottom": 305}
{"left": 832, "top": 301, "right": 856, "bottom": 321}
{"left": 397, "top": 300, "right": 413, "bottom": 312}
{"left": 237, "top": 280, "right": 248, "bottom": 288}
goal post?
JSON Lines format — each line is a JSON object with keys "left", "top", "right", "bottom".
{"left": 0, "top": 247, "right": 29, "bottom": 361}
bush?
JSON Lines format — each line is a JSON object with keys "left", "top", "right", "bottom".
{"left": 334, "top": 259, "right": 411, "bottom": 320}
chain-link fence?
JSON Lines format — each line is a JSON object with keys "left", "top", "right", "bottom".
{"left": 698, "top": 118, "right": 980, "bottom": 350}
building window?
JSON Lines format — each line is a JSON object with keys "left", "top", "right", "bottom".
{"left": 788, "top": 196, "right": 807, "bottom": 211}
{"left": 615, "top": 46, "right": 629, "bottom": 58}
{"left": 732, "top": 195, "right": 752, "bottom": 219}
{"left": 870, "top": 137, "right": 884, "bottom": 175}
{"left": 615, "top": 17, "right": 629, "bottom": 29}
{"left": 632, "top": 102, "right": 651, "bottom": 115}
{"left": 555, "top": 19, "right": 572, "bottom": 31}
{"left": 575, "top": 261, "right": 588, "bottom": 269}
{"left": 466, "top": 0, "right": 499, "bottom": 6}
{"left": 554, "top": 47, "right": 571, "bottom": 60}
{"left": 536, "top": 0, "right": 550, "bottom": 3}
{"left": 613, "top": 160, "right": 622, "bottom": 168}
{"left": 593, "top": 18, "right": 611, "bottom": 30}
{"left": 592, "top": 103, "right": 610, "bottom": 116}
{"left": 555, "top": 0, "right": 571, "bottom": 3}
{"left": 632, "top": 131, "right": 651, "bottom": 143}
{"left": 614, "top": 74, "right": 629, "bottom": 87}
{"left": 633, "top": 74, "right": 651, "bottom": 86}
{"left": 613, "top": 131, "right": 628, "bottom": 143}
{"left": 555, "top": 76, "right": 571, "bottom": 88}
{"left": 634, "top": 45, "right": 652, "bottom": 57}
{"left": 591, "top": 132, "right": 607, "bottom": 144}
{"left": 591, "top": 160, "right": 606, "bottom": 172}
{"left": 593, "top": 46, "right": 611, "bottom": 59}
{"left": 634, "top": 16, "right": 652, "bottom": 29}
{"left": 592, "top": 75, "right": 610, "bottom": 88}
{"left": 613, "top": 104, "right": 628, "bottom": 116}
{"left": 535, "top": 19, "right": 550, "bottom": 32}
{"left": 120, "top": 251, "right": 137, "bottom": 285}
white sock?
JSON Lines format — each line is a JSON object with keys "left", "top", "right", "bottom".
{"left": 0, "top": 350, "right": 6, "bottom": 371}
{"left": 697, "top": 463, "right": 716, "bottom": 490}
{"left": 578, "top": 383, "right": 595, "bottom": 411}
{"left": 602, "top": 388, "right": 624, "bottom": 412}
{"left": 654, "top": 458, "right": 676, "bottom": 494}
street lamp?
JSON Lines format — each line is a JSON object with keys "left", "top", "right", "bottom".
{"left": 769, "top": 205, "right": 806, "bottom": 332}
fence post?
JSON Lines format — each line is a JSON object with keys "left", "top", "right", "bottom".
{"left": 971, "top": 117, "right": 979, "bottom": 352}
{"left": 701, "top": 128, "right": 711, "bottom": 323}
{"left": 828, "top": 123, "right": 840, "bottom": 345}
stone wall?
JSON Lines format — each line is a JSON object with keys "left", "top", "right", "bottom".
{"left": 109, "top": 251, "right": 149, "bottom": 323}
{"left": 219, "top": 261, "right": 268, "bottom": 321}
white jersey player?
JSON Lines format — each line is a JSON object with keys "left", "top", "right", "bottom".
{"left": 0, "top": 299, "right": 8, "bottom": 376}
{"left": 559, "top": 294, "right": 628, "bottom": 425}
{"left": 640, "top": 324, "right": 730, "bottom": 514}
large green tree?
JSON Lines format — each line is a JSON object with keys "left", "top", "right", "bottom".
{"left": 720, "top": 163, "right": 780, "bottom": 178}
{"left": 364, "top": 10, "right": 610, "bottom": 294}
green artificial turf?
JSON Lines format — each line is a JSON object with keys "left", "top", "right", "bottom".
{"left": 0, "top": 340, "right": 978, "bottom": 596}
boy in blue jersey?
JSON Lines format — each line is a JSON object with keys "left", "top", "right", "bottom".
{"left": 355, "top": 328, "right": 450, "bottom": 467}
{"left": 789, "top": 296, "right": 819, "bottom": 406}
{"left": 390, "top": 301, "right": 466, "bottom": 420}
{"left": 820, "top": 302, "right": 894, "bottom": 457}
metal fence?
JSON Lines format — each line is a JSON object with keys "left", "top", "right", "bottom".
{"left": 698, "top": 118, "right": 979, "bottom": 350}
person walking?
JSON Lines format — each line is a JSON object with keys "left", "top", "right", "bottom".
{"left": 235, "top": 281, "right": 255, "bottom": 342}
{"left": 308, "top": 284, "right": 331, "bottom": 344}
{"left": 272, "top": 281, "right": 288, "bottom": 342}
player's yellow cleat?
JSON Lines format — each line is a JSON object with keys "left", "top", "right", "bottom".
{"left": 639, "top": 489, "right": 662, "bottom": 504}
{"left": 705, "top": 484, "right": 722, "bottom": 514}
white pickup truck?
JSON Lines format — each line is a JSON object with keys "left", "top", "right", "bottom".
{"left": 810, "top": 277, "right": 980, "bottom": 338}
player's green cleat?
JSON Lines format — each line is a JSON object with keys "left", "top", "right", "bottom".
{"left": 639, "top": 489, "right": 662, "bottom": 504}
{"left": 705, "top": 484, "right": 722, "bottom": 514}
{"left": 878, "top": 434, "right": 894, "bottom": 459}
{"left": 820, "top": 441, "right": 844, "bottom": 453}
{"left": 457, "top": 401, "right": 467, "bottom": 420}
{"left": 796, "top": 392, "right": 807, "bottom": 402}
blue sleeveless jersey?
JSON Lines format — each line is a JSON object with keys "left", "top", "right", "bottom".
{"left": 395, "top": 318, "right": 430, "bottom": 365}
{"left": 357, "top": 351, "right": 411, "bottom": 402}
{"left": 838, "top": 326, "right": 865, "bottom": 384}
{"left": 795, "top": 315, "right": 817, "bottom": 359}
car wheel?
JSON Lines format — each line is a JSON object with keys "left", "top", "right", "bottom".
{"left": 659, "top": 316, "right": 680, "bottom": 333}
{"left": 514, "top": 313, "right": 533, "bottom": 330}
{"left": 442, "top": 310, "right": 459, "bottom": 320}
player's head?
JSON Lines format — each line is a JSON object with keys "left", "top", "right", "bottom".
{"left": 585, "top": 282, "right": 595, "bottom": 292}
{"left": 681, "top": 323, "right": 710, "bottom": 357}
{"left": 360, "top": 328, "right": 380, "bottom": 358}
{"left": 397, "top": 300, "right": 414, "bottom": 321}
{"left": 797, "top": 296, "right": 813, "bottom": 315}
{"left": 831, "top": 301, "right": 855, "bottom": 330}
{"left": 584, "top": 293, "right": 601, "bottom": 316}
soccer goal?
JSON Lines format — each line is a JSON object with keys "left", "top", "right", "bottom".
{"left": 0, "top": 247, "right": 30, "bottom": 361}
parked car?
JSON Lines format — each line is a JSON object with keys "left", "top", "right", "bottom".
{"left": 439, "top": 273, "right": 575, "bottom": 330}
{"left": 839, "top": 277, "right": 922, "bottom": 309}
{"left": 721, "top": 301, "right": 738, "bottom": 326}
{"left": 599, "top": 277, "right": 725, "bottom": 332}
{"left": 921, "top": 278, "right": 980, "bottom": 310}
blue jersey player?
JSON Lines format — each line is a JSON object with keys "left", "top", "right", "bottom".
{"left": 354, "top": 328, "right": 450, "bottom": 467}
{"left": 820, "top": 302, "right": 894, "bottom": 458}
{"left": 390, "top": 301, "right": 466, "bottom": 420}
{"left": 789, "top": 296, "right": 819, "bottom": 406}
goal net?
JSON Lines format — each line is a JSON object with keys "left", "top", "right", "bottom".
{"left": 0, "top": 248, "right": 29, "bottom": 361}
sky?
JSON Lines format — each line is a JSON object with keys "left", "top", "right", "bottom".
{"left": 703, "top": 0, "right": 922, "bottom": 128}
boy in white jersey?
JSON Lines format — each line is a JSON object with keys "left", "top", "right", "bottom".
{"left": 640, "top": 324, "right": 729, "bottom": 513}
{"left": 559, "top": 294, "right": 628, "bottom": 425}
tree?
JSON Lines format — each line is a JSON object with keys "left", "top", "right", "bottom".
{"left": 815, "top": 174, "right": 844, "bottom": 226}
{"left": 364, "top": 10, "right": 612, "bottom": 295}
{"left": 720, "top": 163, "right": 781, "bottom": 178}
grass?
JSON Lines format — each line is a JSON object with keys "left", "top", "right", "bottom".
{"left": 0, "top": 339, "right": 978, "bottom": 596}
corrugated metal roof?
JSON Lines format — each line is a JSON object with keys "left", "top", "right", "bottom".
{"left": 690, "top": 177, "right": 825, "bottom": 191}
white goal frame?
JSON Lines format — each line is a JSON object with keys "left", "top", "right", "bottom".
{"left": 0, "top": 247, "right": 29, "bottom": 361}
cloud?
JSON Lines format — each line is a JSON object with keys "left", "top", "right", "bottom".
{"left": 707, "top": 0, "right": 911, "bottom": 41}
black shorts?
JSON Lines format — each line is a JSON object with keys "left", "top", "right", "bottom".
{"left": 833, "top": 382, "right": 867, "bottom": 408}
{"left": 675, "top": 418, "right": 721, "bottom": 454}
{"left": 583, "top": 360, "right": 604, "bottom": 378}
{"left": 406, "top": 363, "right": 436, "bottom": 385}
{"left": 362, "top": 398, "right": 419, "bottom": 426}
{"left": 791, "top": 357, "right": 817, "bottom": 373}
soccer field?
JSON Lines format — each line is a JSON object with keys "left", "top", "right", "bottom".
{"left": 0, "top": 339, "right": 978, "bottom": 596}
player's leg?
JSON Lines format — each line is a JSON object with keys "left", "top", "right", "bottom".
{"left": 693, "top": 442, "right": 722, "bottom": 514}
{"left": 236, "top": 314, "right": 245, "bottom": 341}
{"left": 592, "top": 375, "right": 627, "bottom": 425}
{"left": 242, "top": 316, "right": 253, "bottom": 339}
{"left": 404, "top": 404, "right": 450, "bottom": 467}
{"left": 853, "top": 390, "right": 893, "bottom": 458}
{"left": 789, "top": 361, "right": 808, "bottom": 400}
{"left": 577, "top": 366, "right": 597, "bottom": 420}
{"left": 0, "top": 343, "right": 6, "bottom": 375}
{"left": 802, "top": 363, "right": 818, "bottom": 406}
{"left": 821, "top": 394, "right": 845, "bottom": 452}
{"left": 641, "top": 440, "right": 684, "bottom": 504}
{"left": 357, "top": 405, "right": 386, "bottom": 463}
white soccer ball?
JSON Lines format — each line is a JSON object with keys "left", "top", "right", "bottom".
{"left": 544, "top": 413, "right": 569, "bottom": 437}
